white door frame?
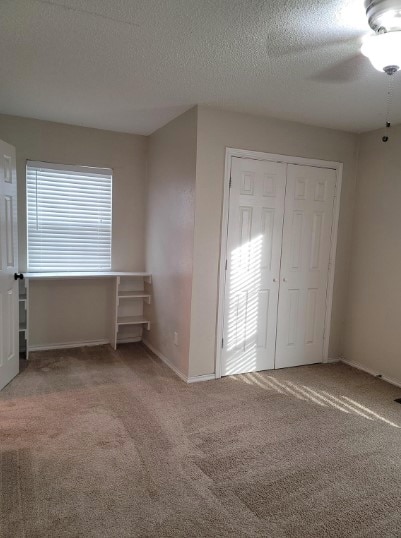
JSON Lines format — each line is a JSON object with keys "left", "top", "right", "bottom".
{"left": 215, "top": 147, "right": 343, "bottom": 379}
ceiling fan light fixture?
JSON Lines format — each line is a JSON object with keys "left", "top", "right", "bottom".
{"left": 361, "top": 31, "right": 401, "bottom": 72}
{"left": 365, "top": 0, "right": 401, "bottom": 31}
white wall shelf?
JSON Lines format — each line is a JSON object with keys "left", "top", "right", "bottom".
{"left": 118, "top": 290, "right": 151, "bottom": 303}
{"left": 117, "top": 316, "right": 150, "bottom": 329}
{"left": 113, "top": 274, "right": 152, "bottom": 348}
{"left": 18, "top": 278, "right": 29, "bottom": 358}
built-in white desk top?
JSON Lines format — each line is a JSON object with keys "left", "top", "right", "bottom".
{"left": 24, "top": 271, "right": 151, "bottom": 280}
{"left": 19, "top": 272, "right": 152, "bottom": 356}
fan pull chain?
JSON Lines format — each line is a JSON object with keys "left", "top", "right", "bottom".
{"left": 383, "top": 71, "right": 394, "bottom": 142}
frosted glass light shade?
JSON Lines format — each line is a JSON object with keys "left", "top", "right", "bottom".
{"left": 361, "top": 31, "right": 401, "bottom": 72}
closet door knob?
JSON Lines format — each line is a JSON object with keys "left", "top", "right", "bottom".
{"left": 283, "top": 277, "right": 287, "bottom": 282}
{"left": 14, "top": 273, "right": 24, "bottom": 280}
{"left": 273, "top": 278, "right": 277, "bottom": 282}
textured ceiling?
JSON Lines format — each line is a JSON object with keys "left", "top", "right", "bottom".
{"left": 0, "top": 0, "right": 399, "bottom": 134}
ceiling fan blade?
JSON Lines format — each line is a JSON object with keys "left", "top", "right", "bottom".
{"left": 310, "top": 53, "right": 371, "bottom": 83}
{"left": 269, "top": 34, "right": 365, "bottom": 59}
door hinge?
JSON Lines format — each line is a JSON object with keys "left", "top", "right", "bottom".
{"left": 229, "top": 177, "right": 232, "bottom": 188}
{"left": 225, "top": 259, "right": 227, "bottom": 271}
{"left": 221, "top": 337, "right": 224, "bottom": 348}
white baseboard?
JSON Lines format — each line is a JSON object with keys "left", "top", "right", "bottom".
{"left": 187, "top": 373, "right": 216, "bottom": 383}
{"left": 341, "top": 358, "right": 401, "bottom": 390}
{"left": 142, "top": 340, "right": 188, "bottom": 383}
{"left": 142, "top": 340, "right": 217, "bottom": 384}
{"left": 28, "top": 339, "right": 110, "bottom": 352}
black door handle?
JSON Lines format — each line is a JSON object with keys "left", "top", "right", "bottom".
{"left": 14, "top": 273, "right": 24, "bottom": 280}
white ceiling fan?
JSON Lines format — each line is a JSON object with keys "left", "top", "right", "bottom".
{"left": 308, "top": 1, "right": 401, "bottom": 136}
{"left": 362, "top": 0, "right": 401, "bottom": 73}
{"left": 358, "top": 0, "right": 401, "bottom": 140}
{"left": 284, "top": 1, "right": 401, "bottom": 84}
{"left": 365, "top": 0, "right": 401, "bottom": 33}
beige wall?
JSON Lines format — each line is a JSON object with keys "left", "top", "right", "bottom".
{"left": 145, "top": 108, "right": 197, "bottom": 377}
{"left": 0, "top": 108, "right": 360, "bottom": 371}
{"left": 28, "top": 279, "right": 114, "bottom": 348}
{"left": 188, "top": 106, "right": 359, "bottom": 377}
{"left": 344, "top": 126, "right": 401, "bottom": 382}
{"left": 0, "top": 114, "right": 147, "bottom": 347}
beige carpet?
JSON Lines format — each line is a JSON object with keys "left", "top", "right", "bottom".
{"left": 2, "top": 344, "right": 401, "bottom": 537}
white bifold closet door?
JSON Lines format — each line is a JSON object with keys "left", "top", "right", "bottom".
{"left": 221, "top": 157, "right": 286, "bottom": 376}
{"left": 221, "top": 157, "right": 336, "bottom": 376}
{"left": 274, "top": 164, "right": 336, "bottom": 369}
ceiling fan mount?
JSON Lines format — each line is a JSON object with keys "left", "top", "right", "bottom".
{"left": 365, "top": 0, "right": 401, "bottom": 32}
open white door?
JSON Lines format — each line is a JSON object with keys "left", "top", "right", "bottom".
{"left": 0, "top": 140, "right": 19, "bottom": 391}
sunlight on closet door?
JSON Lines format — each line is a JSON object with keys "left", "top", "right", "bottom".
{"left": 221, "top": 157, "right": 286, "bottom": 376}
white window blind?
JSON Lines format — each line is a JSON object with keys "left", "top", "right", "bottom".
{"left": 26, "top": 161, "right": 112, "bottom": 272}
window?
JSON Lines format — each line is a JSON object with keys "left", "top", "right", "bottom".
{"left": 26, "top": 161, "right": 112, "bottom": 272}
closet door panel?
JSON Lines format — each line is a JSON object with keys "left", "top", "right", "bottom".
{"left": 221, "top": 157, "right": 286, "bottom": 376}
{"left": 275, "top": 164, "right": 336, "bottom": 368}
